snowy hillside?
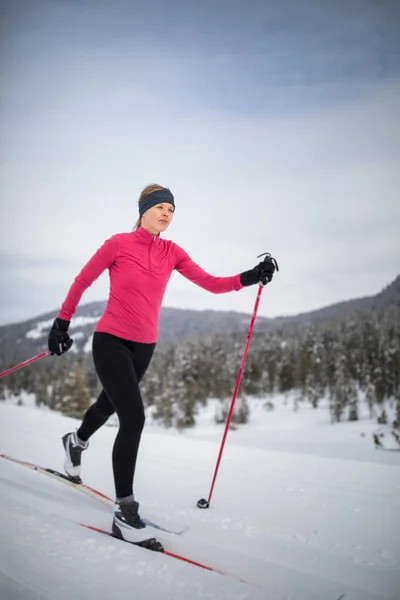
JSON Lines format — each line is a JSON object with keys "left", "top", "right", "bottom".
{"left": 0, "top": 397, "right": 399, "bottom": 600}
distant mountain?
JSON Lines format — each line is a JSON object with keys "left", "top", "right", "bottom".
{"left": 271, "top": 275, "right": 400, "bottom": 328}
{"left": 0, "top": 275, "right": 399, "bottom": 369}
{"left": 0, "top": 302, "right": 273, "bottom": 367}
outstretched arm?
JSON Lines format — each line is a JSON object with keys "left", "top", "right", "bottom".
{"left": 173, "top": 244, "right": 243, "bottom": 294}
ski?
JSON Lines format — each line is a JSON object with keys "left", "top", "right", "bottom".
{"left": 60, "top": 515, "right": 238, "bottom": 579}
{"left": 75, "top": 521, "right": 257, "bottom": 586}
{"left": 1, "top": 453, "right": 187, "bottom": 535}
{"left": 2, "top": 452, "right": 257, "bottom": 588}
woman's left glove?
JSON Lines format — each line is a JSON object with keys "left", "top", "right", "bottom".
{"left": 240, "top": 258, "right": 276, "bottom": 286}
{"left": 48, "top": 318, "right": 73, "bottom": 356}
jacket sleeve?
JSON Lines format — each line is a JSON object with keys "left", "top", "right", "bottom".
{"left": 173, "top": 243, "right": 243, "bottom": 294}
{"left": 57, "top": 235, "right": 120, "bottom": 320}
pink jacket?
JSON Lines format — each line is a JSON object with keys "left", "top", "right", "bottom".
{"left": 58, "top": 227, "right": 243, "bottom": 343}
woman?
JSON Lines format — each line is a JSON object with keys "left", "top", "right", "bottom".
{"left": 48, "top": 184, "right": 276, "bottom": 550}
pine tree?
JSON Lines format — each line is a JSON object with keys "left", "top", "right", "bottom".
{"left": 153, "top": 373, "right": 175, "bottom": 428}
{"left": 215, "top": 395, "right": 249, "bottom": 425}
{"left": 59, "top": 363, "right": 92, "bottom": 419}
{"left": 234, "top": 396, "right": 250, "bottom": 424}
{"left": 377, "top": 408, "right": 388, "bottom": 425}
{"left": 173, "top": 349, "right": 197, "bottom": 430}
{"left": 331, "top": 352, "right": 358, "bottom": 423}
{"left": 393, "top": 389, "right": 400, "bottom": 429}
{"left": 365, "top": 379, "right": 376, "bottom": 418}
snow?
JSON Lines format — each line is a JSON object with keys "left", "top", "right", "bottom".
{"left": 26, "top": 319, "right": 55, "bottom": 340}
{"left": 26, "top": 316, "right": 99, "bottom": 340}
{"left": 83, "top": 334, "right": 93, "bottom": 353}
{"left": 0, "top": 397, "right": 399, "bottom": 600}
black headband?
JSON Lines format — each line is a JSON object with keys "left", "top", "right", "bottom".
{"left": 139, "top": 189, "right": 175, "bottom": 216}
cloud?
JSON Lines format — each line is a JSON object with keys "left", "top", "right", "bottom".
{"left": 1, "top": 0, "right": 399, "bottom": 324}
{"left": 1, "top": 77, "right": 399, "bottom": 324}
{"left": 2, "top": 0, "right": 399, "bottom": 120}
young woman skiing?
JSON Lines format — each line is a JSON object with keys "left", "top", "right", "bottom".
{"left": 47, "top": 183, "right": 276, "bottom": 550}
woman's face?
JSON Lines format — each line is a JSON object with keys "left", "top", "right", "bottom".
{"left": 141, "top": 202, "right": 175, "bottom": 235}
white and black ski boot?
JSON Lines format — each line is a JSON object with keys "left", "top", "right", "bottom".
{"left": 62, "top": 431, "right": 88, "bottom": 483}
{"left": 112, "top": 500, "right": 164, "bottom": 552}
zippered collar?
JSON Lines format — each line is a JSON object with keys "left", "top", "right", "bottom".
{"left": 133, "top": 226, "right": 160, "bottom": 245}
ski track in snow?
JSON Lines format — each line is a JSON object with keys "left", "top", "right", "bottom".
{"left": 1, "top": 401, "right": 400, "bottom": 600}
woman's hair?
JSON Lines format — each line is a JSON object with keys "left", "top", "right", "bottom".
{"left": 133, "top": 183, "right": 166, "bottom": 230}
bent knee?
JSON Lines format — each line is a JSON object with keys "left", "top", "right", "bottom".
{"left": 118, "top": 411, "right": 145, "bottom": 434}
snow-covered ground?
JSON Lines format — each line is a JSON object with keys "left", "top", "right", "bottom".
{"left": 0, "top": 396, "right": 399, "bottom": 600}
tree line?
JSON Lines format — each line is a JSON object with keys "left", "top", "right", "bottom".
{"left": 1, "top": 304, "right": 399, "bottom": 437}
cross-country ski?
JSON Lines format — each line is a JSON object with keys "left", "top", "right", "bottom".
{"left": 0, "top": 453, "right": 187, "bottom": 536}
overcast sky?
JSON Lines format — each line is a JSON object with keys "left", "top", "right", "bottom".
{"left": 1, "top": 0, "right": 399, "bottom": 326}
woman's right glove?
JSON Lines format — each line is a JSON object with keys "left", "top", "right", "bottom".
{"left": 240, "top": 256, "right": 277, "bottom": 286}
{"left": 48, "top": 318, "right": 73, "bottom": 356}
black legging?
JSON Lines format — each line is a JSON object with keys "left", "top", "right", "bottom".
{"left": 77, "top": 332, "right": 155, "bottom": 499}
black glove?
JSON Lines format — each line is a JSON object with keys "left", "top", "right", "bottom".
{"left": 240, "top": 259, "right": 276, "bottom": 287}
{"left": 48, "top": 318, "right": 73, "bottom": 356}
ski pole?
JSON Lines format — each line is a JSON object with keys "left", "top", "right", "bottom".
{"left": 197, "top": 253, "right": 279, "bottom": 509}
{"left": 0, "top": 350, "right": 51, "bottom": 380}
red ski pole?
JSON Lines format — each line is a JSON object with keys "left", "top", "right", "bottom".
{"left": 0, "top": 350, "right": 51, "bottom": 380}
{"left": 197, "top": 253, "right": 278, "bottom": 509}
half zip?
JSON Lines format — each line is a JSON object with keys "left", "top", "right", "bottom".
{"left": 148, "top": 235, "right": 157, "bottom": 273}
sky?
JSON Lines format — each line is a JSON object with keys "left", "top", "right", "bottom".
{"left": 1, "top": 0, "right": 399, "bottom": 325}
